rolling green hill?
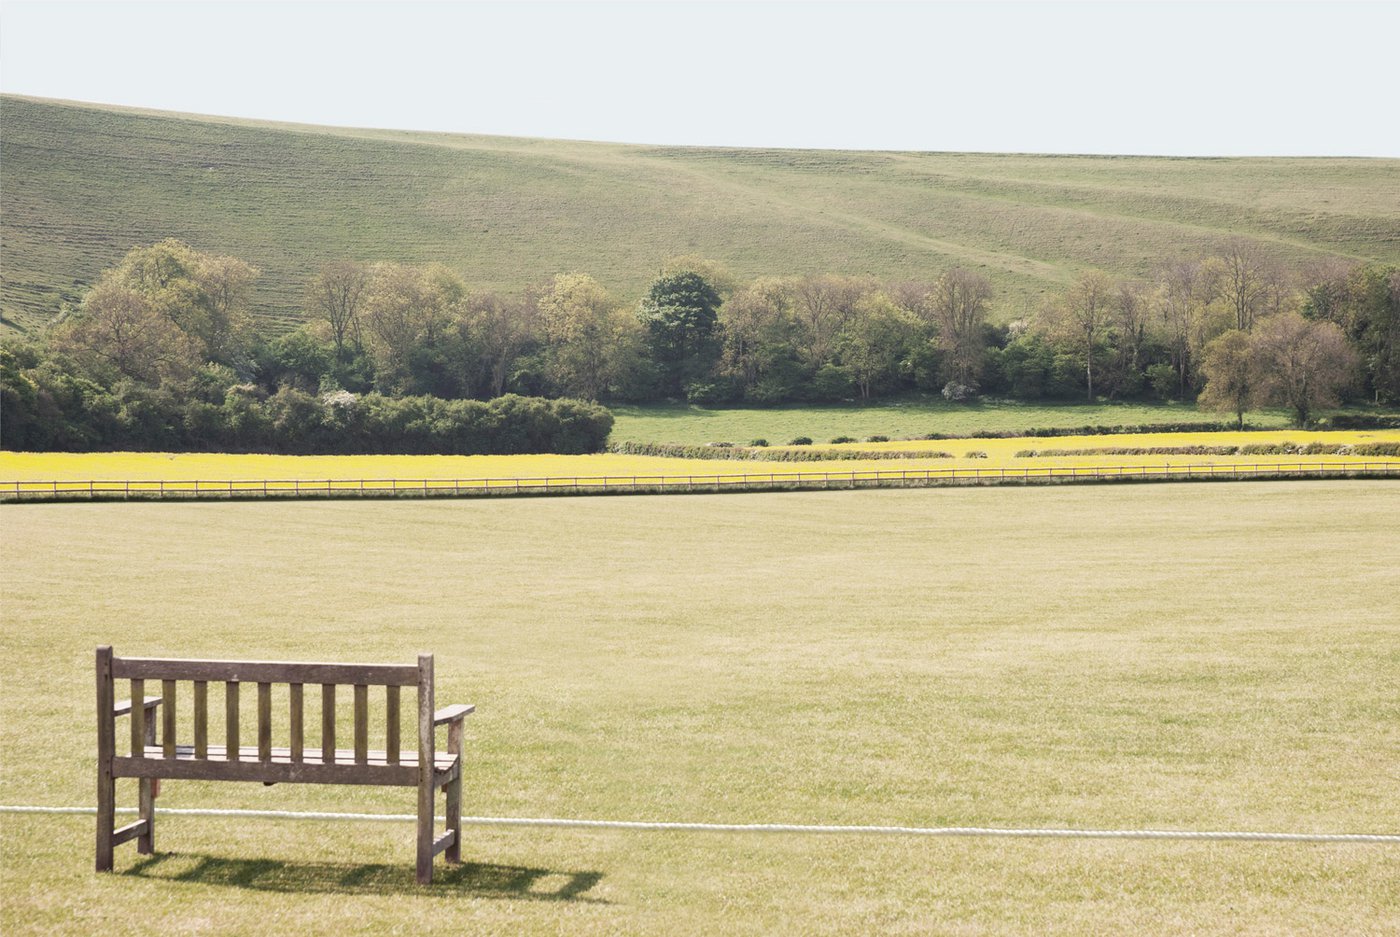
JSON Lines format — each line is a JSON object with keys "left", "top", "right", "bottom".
{"left": 3, "top": 94, "right": 1397, "bottom": 334}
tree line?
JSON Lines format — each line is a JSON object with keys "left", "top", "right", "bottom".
{"left": 291, "top": 242, "right": 1396, "bottom": 425}
{"left": 0, "top": 240, "right": 611, "bottom": 453}
{"left": 2, "top": 237, "right": 1397, "bottom": 453}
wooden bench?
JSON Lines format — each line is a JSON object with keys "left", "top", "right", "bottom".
{"left": 96, "top": 646, "right": 474, "bottom": 884}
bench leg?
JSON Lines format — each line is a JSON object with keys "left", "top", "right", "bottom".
{"left": 446, "top": 771, "right": 462, "bottom": 864}
{"left": 137, "top": 778, "right": 155, "bottom": 855}
{"left": 96, "top": 772, "right": 114, "bottom": 872}
{"left": 416, "top": 779, "right": 434, "bottom": 885}
{"left": 97, "top": 645, "right": 115, "bottom": 872}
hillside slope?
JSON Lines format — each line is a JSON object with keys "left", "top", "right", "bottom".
{"left": 3, "top": 95, "right": 1397, "bottom": 333}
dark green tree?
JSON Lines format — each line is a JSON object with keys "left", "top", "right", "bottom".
{"left": 638, "top": 272, "right": 722, "bottom": 396}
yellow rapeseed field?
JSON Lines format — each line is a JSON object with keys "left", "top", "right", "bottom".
{"left": 1, "top": 430, "right": 1396, "bottom": 487}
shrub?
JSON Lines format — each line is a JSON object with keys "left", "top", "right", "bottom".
{"left": 941, "top": 381, "right": 976, "bottom": 402}
{"left": 830, "top": 435, "right": 856, "bottom": 444}
{"left": 809, "top": 364, "right": 855, "bottom": 401}
{"left": 1146, "top": 363, "right": 1178, "bottom": 401}
{"left": 866, "top": 435, "right": 889, "bottom": 443}
{"left": 750, "top": 438, "right": 769, "bottom": 447}
{"left": 685, "top": 379, "right": 740, "bottom": 405}
{"left": 1329, "top": 414, "right": 1400, "bottom": 430}
{"left": 965, "top": 450, "right": 988, "bottom": 459}
{"left": 789, "top": 436, "right": 813, "bottom": 446}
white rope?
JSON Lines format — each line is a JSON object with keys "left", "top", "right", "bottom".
{"left": 3, "top": 805, "right": 1396, "bottom": 844}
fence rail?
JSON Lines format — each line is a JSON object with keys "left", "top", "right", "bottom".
{"left": 3, "top": 461, "right": 1398, "bottom": 502}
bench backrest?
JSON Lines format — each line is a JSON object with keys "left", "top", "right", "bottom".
{"left": 97, "top": 646, "right": 436, "bottom": 782}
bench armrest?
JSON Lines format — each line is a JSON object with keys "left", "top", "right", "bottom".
{"left": 114, "top": 696, "right": 162, "bottom": 717}
{"left": 433, "top": 704, "right": 475, "bottom": 726}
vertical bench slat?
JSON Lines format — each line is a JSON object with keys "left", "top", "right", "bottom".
{"left": 226, "top": 682, "right": 240, "bottom": 762}
{"left": 386, "top": 685, "right": 401, "bottom": 765}
{"left": 321, "top": 684, "right": 335, "bottom": 763}
{"left": 139, "top": 709, "right": 155, "bottom": 854}
{"left": 354, "top": 684, "right": 368, "bottom": 764}
{"left": 162, "top": 679, "right": 177, "bottom": 758}
{"left": 257, "top": 682, "right": 272, "bottom": 763}
{"left": 130, "top": 678, "right": 146, "bottom": 758}
{"left": 193, "top": 681, "right": 208, "bottom": 759}
{"left": 416, "top": 654, "right": 435, "bottom": 884}
{"left": 289, "top": 683, "right": 304, "bottom": 763}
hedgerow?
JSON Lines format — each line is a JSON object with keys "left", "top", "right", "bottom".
{"left": 1014, "top": 442, "right": 1400, "bottom": 458}
{"left": 608, "top": 441, "right": 954, "bottom": 461}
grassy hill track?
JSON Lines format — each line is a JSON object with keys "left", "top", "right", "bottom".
{"left": 4, "top": 94, "right": 1398, "bottom": 333}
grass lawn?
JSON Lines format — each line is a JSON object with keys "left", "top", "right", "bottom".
{"left": 2, "top": 484, "right": 1398, "bottom": 933}
{"left": 608, "top": 398, "right": 1368, "bottom": 445}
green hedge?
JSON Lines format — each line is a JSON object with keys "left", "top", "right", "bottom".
{"left": 1, "top": 356, "right": 613, "bottom": 456}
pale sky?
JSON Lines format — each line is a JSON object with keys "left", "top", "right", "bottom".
{"left": 2, "top": 0, "right": 1397, "bottom": 156}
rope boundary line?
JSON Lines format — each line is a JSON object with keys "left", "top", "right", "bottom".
{"left": 3, "top": 805, "right": 1396, "bottom": 844}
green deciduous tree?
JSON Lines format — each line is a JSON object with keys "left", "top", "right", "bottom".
{"left": 717, "top": 277, "right": 803, "bottom": 401}
{"left": 837, "top": 291, "right": 915, "bottom": 400}
{"left": 50, "top": 281, "right": 200, "bottom": 386}
{"left": 1341, "top": 265, "right": 1400, "bottom": 404}
{"left": 538, "top": 273, "right": 637, "bottom": 400}
{"left": 306, "top": 261, "right": 369, "bottom": 363}
{"left": 100, "top": 239, "right": 259, "bottom": 368}
{"left": 638, "top": 271, "right": 723, "bottom": 396}
{"left": 461, "top": 291, "right": 539, "bottom": 398}
{"left": 1196, "top": 329, "right": 1254, "bottom": 428}
{"left": 1156, "top": 259, "right": 1214, "bottom": 399}
{"left": 1044, "top": 271, "right": 1114, "bottom": 400}
{"left": 1250, "top": 313, "right": 1356, "bottom": 427}
{"left": 929, "top": 268, "right": 992, "bottom": 388}
{"left": 361, "top": 262, "right": 467, "bottom": 395}
{"left": 1209, "top": 238, "right": 1273, "bottom": 332}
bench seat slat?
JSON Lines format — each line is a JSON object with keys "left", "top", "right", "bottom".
{"left": 133, "top": 743, "right": 457, "bottom": 770}
{"left": 113, "top": 696, "right": 162, "bottom": 717}
{"left": 113, "top": 745, "right": 458, "bottom": 787}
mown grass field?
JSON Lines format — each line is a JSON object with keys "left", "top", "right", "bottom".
{"left": 4, "top": 94, "right": 1399, "bottom": 332}
{"left": 3, "top": 430, "right": 1397, "bottom": 490}
{"left": 2, "top": 485, "right": 1398, "bottom": 934}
